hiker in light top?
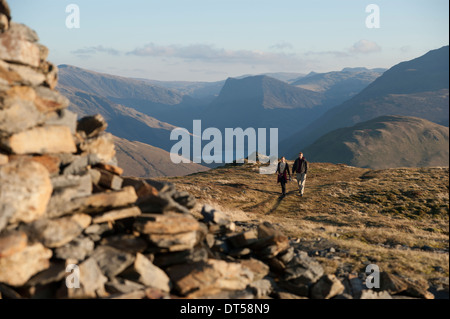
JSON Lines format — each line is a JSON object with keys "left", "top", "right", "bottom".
{"left": 292, "top": 152, "right": 308, "bottom": 197}
{"left": 276, "top": 156, "right": 291, "bottom": 197}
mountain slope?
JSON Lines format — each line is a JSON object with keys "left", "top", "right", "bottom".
{"left": 213, "top": 75, "right": 324, "bottom": 109}
{"left": 113, "top": 136, "right": 209, "bottom": 178}
{"left": 291, "top": 67, "right": 385, "bottom": 106}
{"left": 58, "top": 64, "right": 183, "bottom": 106}
{"left": 132, "top": 78, "right": 225, "bottom": 99}
{"left": 57, "top": 64, "right": 212, "bottom": 129}
{"left": 58, "top": 86, "right": 177, "bottom": 151}
{"left": 282, "top": 46, "right": 450, "bottom": 158}
{"left": 199, "top": 75, "right": 329, "bottom": 140}
{"left": 303, "top": 115, "right": 449, "bottom": 169}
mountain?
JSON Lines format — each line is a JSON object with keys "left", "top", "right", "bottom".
{"left": 282, "top": 46, "right": 450, "bottom": 158}
{"left": 113, "top": 136, "right": 209, "bottom": 178}
{"left": 133, "top": 72, "right": 307, "bottom": 99}
{"left": 290, "top": 67, "right": 385, "bottom": 106}
{"left": 200, "top": 75, "right": 328, "bottom": 139}
{"left": 303, "top": 115, "right": 449, "bottom": 169}
{"left": 199, "top": 69, "right": 386, "bottom": 139}
{"left": 58, "top": 64, "right": 183, "bottom": 106}
{"left": 237, "top": 72, "right": 306, "bottom": 83}
{"left": 58, "top": 85, "right": 177, "bottom": 151}
{"left": 57, "top": 64, "right": 386, "bottom": 163}
{"left": 58, "top": 64, "right": 212, "bottom": 129}
{"left": 132, "top": 78, "right": 225, "bottom": 100}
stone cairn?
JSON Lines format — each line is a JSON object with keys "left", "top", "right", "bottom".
{"left": 0, "top": 0, "right": 434, "bottom": 299}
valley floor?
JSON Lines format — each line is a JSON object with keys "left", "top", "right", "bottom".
{"left": 158, "top": 162, "right": 449, "bottom": 293}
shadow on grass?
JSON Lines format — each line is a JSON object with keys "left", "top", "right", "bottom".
{"left": 264, "top": 190, "right": 299, "bottom": 215}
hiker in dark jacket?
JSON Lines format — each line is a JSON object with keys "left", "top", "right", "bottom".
{"left": 292, "top": 152, "right": 308, "bottom": 197}
{"left": 276, "top": 157, "right": 291, "bottom": 197}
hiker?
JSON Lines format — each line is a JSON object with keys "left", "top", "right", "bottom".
{"left": 276, "top": 156, "right": 291, "bottom": 197}
{"left": 292, "top": 152, "right": 308, "bottom": 197}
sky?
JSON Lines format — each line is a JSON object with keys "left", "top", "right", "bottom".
{"left": 9, "top": 0, "right": 450, "bottom": 82}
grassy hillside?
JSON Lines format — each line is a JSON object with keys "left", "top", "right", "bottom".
{"left": 158, "top": 162, "right": 449, "bottom": 286}
{"left": 114, "top": 136, "right": 209, "bottom": 178}
{"left": 303, "top": 115, "right": 449, "bottom": 169}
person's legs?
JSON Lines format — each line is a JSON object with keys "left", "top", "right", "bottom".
{"left": 281, "top": 180, "right": 286, "bottom": 196}
{"left": 299, "top": 173, "right": 307, "bottom": 195}
{"left": 296, "top": 173, "right": 302, "bottom": 193}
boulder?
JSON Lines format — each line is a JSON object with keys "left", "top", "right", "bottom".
{"left": 284, "top": 251, "right": 324, "bottom": 285}
{"left": 240, "top": 258, "right": 270, "bottom": 281}
{"left": 77, "top": 114, "right": 107, "bottom": 138}
{"left": 0, "top": 230, "right": 27, "bottom": 258}
{"left": 92, "top": 206, "right": 141, "bottom": 224}
{"left": 167, "top": 259, "right": 254, "bottom": 297}
{"left": 310, "top": 274, "right": 345, "bottom": 299}
{"left": 68, "top": 258, "right": 107, "bottom": 298}
{"left": 99, "top": 234, "right": 147, "bottom": 254}
{"left": 79, "top": 132, "right": 116, "bottom": 164}
{"left": 54, "top": 236, "right": 95, "bottom": 261}
{"left": 26, "top": 213, "right": 92, "bottom": 248}
{"left": 0, "top": 23, "right": 40, "bottom": 67}
{"left": 1, "top": 125, "right": 76, "bottom": 154}
{"left": 0, "top": 243, "right": 52, "bottom": 286}
{"left": 90, "top": 245, "right": 135, "bottom": 278}
{"left": 0, "top": 159, "right": 52, "bottom": 226}
{"left": 134, "top": 213, "right": 200, "bottom": 235}
{"left": 132, "top": 253, "right": 171, "bottom": 292}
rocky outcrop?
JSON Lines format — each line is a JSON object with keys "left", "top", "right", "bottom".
{"left": 0, "top": 0, "right": 436, "bottom": 299}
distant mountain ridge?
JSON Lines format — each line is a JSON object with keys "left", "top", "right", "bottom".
{"left": 291, "top": 67, "right": 385, "bottom": 106}
{"left": 57, "top": 62, "right": 397, "bottom": 166}
{"left": 214, "top": 75, "right": 324, "bottom": 109}
{"left": 303, "top": 115, "right": 449, "bottom": 169}
{"left": 282, "top": 46, "right": 450, "bottom": 158}
{"left": 58, "top": 64, "right": 183, "bottom": 106}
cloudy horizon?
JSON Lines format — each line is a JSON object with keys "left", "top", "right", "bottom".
{"left": 9, "top": 0, "right": 449, "bottom": 82}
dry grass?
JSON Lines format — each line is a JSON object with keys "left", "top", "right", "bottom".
{"left": 158, "top": 162, "right": 449, "bottom": 283}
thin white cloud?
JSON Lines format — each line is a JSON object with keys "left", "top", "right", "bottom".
{"left": 305, "top": 39, "right": 381, "bottom": 58}
{"left": 71, "top": 45, "right": 121, "bottom": 57}
{"left": 349, "top": 40, "right": 381, "bottom": 54}
{"left": 127, "top": 43, "right": 301, "bottom": 65}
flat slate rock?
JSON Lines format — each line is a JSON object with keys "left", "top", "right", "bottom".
{"left": 54, "top": 236, "right": 95, "bottom": 261}
{"left": 310, "top": 274, "right": 345, "bottom": 299}
{"left": 92, "top": 206, "right": 141, "bottom": 224}
{"left": 100, "top": 234, "right": 147, "bottom": 254}
{"left": 133, "top": 253, "right": 171, "bottom": 292}
{"left": 166, "top": 259, "right": 254, "bottom": 297}
{"left": 26, "top": 213, "right": 91, "bottom": 248}
{"left": 134, "top": 213, "right": 200, "bottom": 235}
{"left": 90, "top": 245, "right": 135, "bottom": 278}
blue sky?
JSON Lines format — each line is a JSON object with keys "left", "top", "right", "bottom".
{"left": 9, "top": 0, "right": 449, "bottom": 81}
